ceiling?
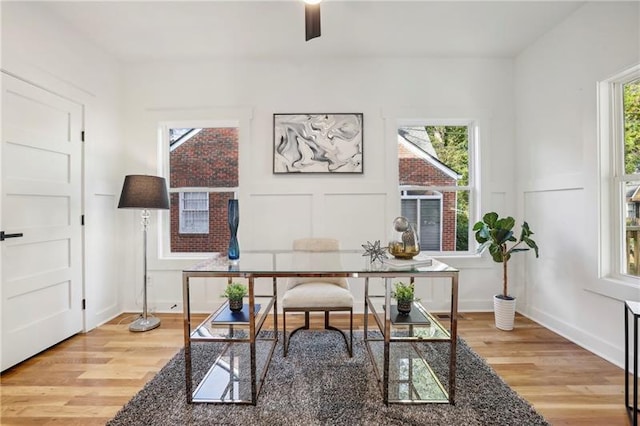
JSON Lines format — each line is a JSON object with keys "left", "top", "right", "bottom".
{"left": 41, "top": 1, "right": 585, "bottom": 63}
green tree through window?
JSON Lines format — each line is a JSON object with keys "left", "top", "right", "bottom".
{"left": 624, "top": 79, "right": 640, "bottom": 175}
{"left": 425, "top": 126, "right": 469, "bottom": 251}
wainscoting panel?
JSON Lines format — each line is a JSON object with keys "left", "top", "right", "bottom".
{"left": 323, "top": 192, "right": 387, "bottom": 250}
{"left": 247, "top": 193, "right": 313, "bottom": 250}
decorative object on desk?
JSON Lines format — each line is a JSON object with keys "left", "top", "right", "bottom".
{"left": 474, "top": 212, "right": 539, "bottom": 331}
{"left": 382, "top": 254, "right": 433, "bottom": 270}
{"left": 391, "top": 281, "right": 418, "bottom": 314}
{"left": 118, "top": 174, "right": 169, "bottom": 332}
{"left": 361, "top": 239, "right": 387, "bottom": 269}
{"left": 388, "top": 216, "right": 420, "bottom": 259}
{"left": 273, "top": 113, "right": 363, "bottom": 174}
{"left": 106, "top": 333, "right": 550, "bottom": 426}
{"left": 227, "top": 199, "right": 240, "bottom": 261}
{"left": 221, "top": 282, "right": 247, "bottom": 312}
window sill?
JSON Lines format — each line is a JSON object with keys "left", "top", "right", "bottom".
{"left": 585, "top": 276, "right": 640, "bottom": 302}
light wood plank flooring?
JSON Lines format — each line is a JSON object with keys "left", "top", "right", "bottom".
{"left": 0, "top": 312, "right": 629, "bottom": 425}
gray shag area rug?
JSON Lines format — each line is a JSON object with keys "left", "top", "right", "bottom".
{"left": 107, "top": 331, "right": 549, "bottom": 425}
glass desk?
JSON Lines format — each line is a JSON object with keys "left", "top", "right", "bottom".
{"left": 182, "top": 253, "right": 459, "bottom": 405}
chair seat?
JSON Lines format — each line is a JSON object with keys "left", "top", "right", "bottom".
{"left": 282, "top": 282, "right": 354, "bottom": 309}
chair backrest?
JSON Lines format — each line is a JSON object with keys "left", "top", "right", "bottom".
{"left": 286, "top": 238, "right": 349, "bottom": 290}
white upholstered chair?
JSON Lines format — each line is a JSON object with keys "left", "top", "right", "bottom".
{"left": 281, "top": 238, "right": 353, "bottom": 357}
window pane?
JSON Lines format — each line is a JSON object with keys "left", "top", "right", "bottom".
{"left": 169, "top": 127, "right": 239, "bottom": 188}
{"left": 621, "top": 78, "right": 639, "bottom": 277}
{"left": 169, "top": 126, "right": 239, "bottom": 253}
{"left": 398, "top": 124, "right": 471, "bottom": 253}
{"left": 454, "top": 190, "right": 469, "bottom": 251}
{"left": 624, "top": 79, "right": 640, "bottom": 175}
{"left": 420, "top": 198, "right": 441, "bottom": 251}
{"left": 179, "top": 192, "right": 209, "bottom": 234}
{"left": 401, "top": 199, "right": 417, "bottom": 228}
{"left": 398, "top": 126, "right": 467, "bottom": 186}
{"left": 625, "top": 182, "right": 640, "bottom": 277}
{"left": 400, "top": 190, "right": 469, "bottom": 252}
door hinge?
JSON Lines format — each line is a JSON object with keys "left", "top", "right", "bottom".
{"left": 82, "top": 299, "right": 86, "bottom": 310}
{"left": 81, "top": 130, "right": 85, "bottom": 142}
{"left": 81, "top": 215, "right": 85, "bottom": 226}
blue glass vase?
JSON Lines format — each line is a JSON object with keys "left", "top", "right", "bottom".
{"left": 228, "top": 199, "right": 240, "bottom": 261}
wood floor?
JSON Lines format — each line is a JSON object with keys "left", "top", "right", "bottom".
{"left": 0, "top": 312, "right": 630, "bottom": 426}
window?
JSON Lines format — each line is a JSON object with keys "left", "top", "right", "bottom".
{"left": 179, "top": 192, "right": 209, "bottom": 234}
{"left": 163, "top": 124, "right": 239, "bottom": 254}
{"left": 620, "top": 78, "right": 640, "bottom": 277}
{"left": 598, "top": 65, "right": 640, "bottom": 291}
{"left": 401, "top": 192, "right": 442, "bottom": 251}
{"left": 397, "top": 123, "right": 475, "bottom": 253}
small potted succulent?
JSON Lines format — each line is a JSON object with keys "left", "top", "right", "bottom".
{"left": 391, "top": 281, "right": 418, "bottom": 314}
{"left": 222, "top": 282, "right": 247, "bottom": 312}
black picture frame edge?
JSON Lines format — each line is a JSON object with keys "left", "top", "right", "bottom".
{"left": 272, "top": 112, "right": 364, "bottom": 175}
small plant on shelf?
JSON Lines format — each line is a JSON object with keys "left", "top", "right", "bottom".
{"left": 222, "top": 282, "right": 247, "bottom": 312}
{"left": 391, "top": 281, "right": 418, "bottom": 314}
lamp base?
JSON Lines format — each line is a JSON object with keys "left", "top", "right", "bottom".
{"left": 129, "top": 315, "right": 161, "bottom": 332}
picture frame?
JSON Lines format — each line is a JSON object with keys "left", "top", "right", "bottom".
{"left": 273, "top": 113, "right": 363, "bottom": 174}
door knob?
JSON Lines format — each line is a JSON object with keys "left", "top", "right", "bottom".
{"left": 0, "top": 231, "right": 24, "bottom": 241}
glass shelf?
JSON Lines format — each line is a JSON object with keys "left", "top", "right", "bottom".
{"left": 366, "top": 340, "right": 449, "bottom": 404}
{"left": 190, "top": 296, "right": 274, "bottom": 341}
{"left": 367, "top": 297, "right": 450, "bottom": 341}
{"left": 190, "top": 337, "right": 274, "bottom": 404}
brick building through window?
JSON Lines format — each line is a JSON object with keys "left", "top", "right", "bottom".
{"left": 169, "top": 127, "right": 239, "bottom": 253}
{"left": 398, "top": 128, "right": 462, "bottom": 251}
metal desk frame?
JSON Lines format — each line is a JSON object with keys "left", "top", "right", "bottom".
{"left": 182, "top": 256, "right": 459, "bottom": 405}
{"left": 626, "top": 300, "right": 640, "bottom": 426}
{"left": 364, "top": 271, "right": 458, "bottom": 405}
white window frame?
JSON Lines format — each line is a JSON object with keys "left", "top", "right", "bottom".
{"left": 157, "top": 116, "right": 246, "bottom": 259}
{"left": 595, "top": 64, "right": 640, "bottom": 299}
{"left": 393, "top": 118, "right": 480, "bottom": 256}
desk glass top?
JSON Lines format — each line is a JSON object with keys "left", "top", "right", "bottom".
{"left": 183, "top": 252, "right": 457, "bottom": 276}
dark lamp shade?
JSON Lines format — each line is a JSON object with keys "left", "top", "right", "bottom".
{"left": 118, "top": 175, "right": 170, "bottom": 210}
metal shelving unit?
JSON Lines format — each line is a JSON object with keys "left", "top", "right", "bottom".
{"left": 183, "top": 271, "right": 278, "bottom": 405}
{"left": 364, "top": 273, "right": 458, "bottom": 405}
{"left": 182, "top": 255, "right": 458, "bottom": 406}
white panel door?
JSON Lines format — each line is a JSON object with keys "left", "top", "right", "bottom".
{"left": 1, "top": 73, "right": 84, "bottom": 371}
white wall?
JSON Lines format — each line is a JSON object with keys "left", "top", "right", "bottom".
{"left": 119, "top": 57, "right": 517, "bottom": 315}
{"left": 515, "top": 2, "right": 640, "bottom": 367}
{"left": 1, "top": 2, "right": 124, "bottom": 330}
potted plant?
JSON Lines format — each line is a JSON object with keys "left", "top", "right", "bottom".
{"left": 391, "top": 281, "right": 418, "bottom": 314}
{"left": 222, "top": 282, "right": 247, "bottom": 312}
{"left": 473, "top": 212, "right": 539, "bottom": 330}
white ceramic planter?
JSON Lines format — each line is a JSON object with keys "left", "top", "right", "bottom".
{"left": 493, "top": 295, "right": 516, "bottom": 331}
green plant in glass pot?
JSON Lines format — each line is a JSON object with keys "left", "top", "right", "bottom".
{"left": 222, "top": 282, "right": 247, "bottom": 312}
{"left": 391, "top": 281, "right": 418, "bottom": 315}
{"left": 473, "top": 212, "right": 539, "bottom": 330}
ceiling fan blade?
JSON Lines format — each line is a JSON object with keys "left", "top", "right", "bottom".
{"left": 305, "top": 3, "right": 321, "bottom": 41}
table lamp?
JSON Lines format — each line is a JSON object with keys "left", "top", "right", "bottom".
{"left": 118, "top": 175, "right": 170, "bottom": 332}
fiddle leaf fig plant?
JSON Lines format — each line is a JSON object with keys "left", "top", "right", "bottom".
{"left": 473, "top": 212, "right": 539, "bottom": 299}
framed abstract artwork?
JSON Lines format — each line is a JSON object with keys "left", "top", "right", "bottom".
{"left": 273, "top": 113, "right": 363, "bottom": 174}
